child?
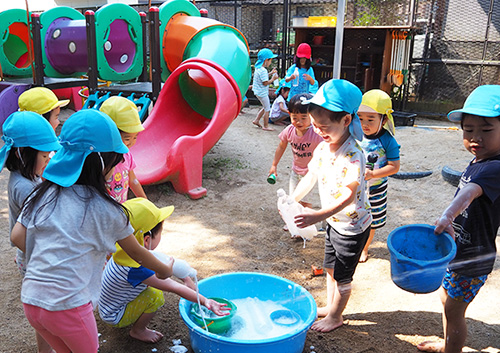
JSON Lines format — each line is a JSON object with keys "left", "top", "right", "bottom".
{"left": 10, "top": 109, "right": 173, "bottom": 353}
{"left": 357, "top": 89, "right": 400, "bottom": 262}
{"left": 1, "top": 111, "right": 61, "bottom": 353}
{"left": 269, "top": 80, "right": 291, "bottom": 125}
{"left": 269, "top": 92, "right": 323, "bottom": 200}
{"left": 100, "top": 96, "right": 147, "bottom": 202}
{"left": 285, "top": 43, "right": 317, "bottom": 99}
{"left": 18, "top": 87, "right": 70, "bottom": 131}
{"left": 292, "top": 79, "right": 372, "bottom": 332}
{"left": 99, "top": 197, "right": 229, "bottom": 343}
{"left": 417, "top": 85, "right": 500, "bottom": 353}
{"left": 252, "top": 48, "right": 279, "bottom": 131}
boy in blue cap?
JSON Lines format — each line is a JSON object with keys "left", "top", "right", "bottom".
{"left": 418, "top": 85, "right": 500, "bottom": 353}
{"left": 252, "top": 48, "right": 279, "bottom": 131}
{"left": 292, "top": 79, "right": 372, "bottom": 332}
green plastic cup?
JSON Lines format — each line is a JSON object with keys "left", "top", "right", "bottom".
{"left": 267, "top": 174, "right": 276, "bottom": 184}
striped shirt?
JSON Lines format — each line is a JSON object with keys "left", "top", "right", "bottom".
{"left": 98, "top": 257, "right": 154, "bottom": 325}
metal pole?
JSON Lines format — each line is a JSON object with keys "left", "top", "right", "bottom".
{"left": 281, "top": 0, "right": 289, "bottom": 76}
{"left": 333, "top": 0, "right": 346, "bottom": 79}
{"left": 478, "top": 0, "right": 495, "bottom": 85}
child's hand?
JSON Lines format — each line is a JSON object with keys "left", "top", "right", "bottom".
{"left": 295, "top": 208, "right": 322, "bottom": 228}
{"left": 434, "top": 214, "right": 455, "bottom": 239}
{"left": 272, "top": 73, "right": 279, "bottom": 81}
{"left": 156, "top": 256, "right": 174, "bottom": 280}
{"left": 182, "top": 276, "right": 197, "bottom": 291}
{"left": 365, "top": 169, "right": 374, "bottom": 180}
{"left": 205, "top": 299, "right": 231, "bottom": 316}
{"left": 269, "top": 166, "right": 277, "bottom": 177}
{"left": 270, "top": 68, "right": 277, "bottom": 75}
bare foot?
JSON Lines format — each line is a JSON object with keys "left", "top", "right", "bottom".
{"left": 129, "top": 328, "right": 164, "bottom": 343}
{"left": 262, "top": 126, "right": 275, "bottom": 131}
{"left": 252, "top": 120, "right": 262, "bottom": 128}
{"left": 359, "top": 250, "right": 369, "bottom": 263}
{"left": 310, "top": 315, "right": 344, "bottom": 332}
{"left": 316, "top": 306, "right": 330, "bottom": 317}
{"left": 417, "top": 341, "right": 445, "bottom": 352}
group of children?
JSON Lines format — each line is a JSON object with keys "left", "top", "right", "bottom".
{"left": 266, "top": 73, "right": 500, "bottom": 352}
{"left": 2, "top": 66, "right": 499, "bottom": 353}
{"left": 2, "top": 88, "right": 229, "bottom": 352}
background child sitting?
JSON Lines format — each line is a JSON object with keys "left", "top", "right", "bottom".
{"left": 99, "top": 197, "right": 229, "bottom": 343}
{"left": 357, "top": 89, "right": 400, "bottom": 262}
{"left": 100, "top": 96, "right": 147, "bottom": 202}
{"left": 269, "top": 80, "right": 291, "bottom": 126}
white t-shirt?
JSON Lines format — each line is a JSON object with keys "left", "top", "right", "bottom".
{"left": 271, "top": 95, "right": 288, "bottom": 118}
{"left": 308, "top": 136, "right": 372, "bottom": 235}
{"left": 19, "top": 185, "right": 134, "bottom": 311}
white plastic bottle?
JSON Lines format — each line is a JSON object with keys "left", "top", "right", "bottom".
{"left": 151, "top": 251, "right": 197, "bottom": 279}
{"left": 293, "top": 67, "right": 300, "bottom": 87}
{"left": 277, "top": 189, "right": 318, "bottom": 247}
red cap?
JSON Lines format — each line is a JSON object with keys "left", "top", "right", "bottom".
{"left": 296, "top": 43, "right": 311, "bottom": 59}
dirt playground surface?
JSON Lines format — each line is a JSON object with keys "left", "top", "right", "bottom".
{"left": 0, "top": 106, "right": 499, "bottom": 353}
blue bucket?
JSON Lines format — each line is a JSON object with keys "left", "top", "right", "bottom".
{"left": 387, "top": 224, "right": 457, "bottom": 293}
{"left": 179, "top": 272, "right": 317, "bottom": 353}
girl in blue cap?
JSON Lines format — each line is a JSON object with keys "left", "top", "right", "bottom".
{"left": 10, "top": 109, "right": 173, "bottom": 353}
{"left": 1, "top": 111, "right": 61, "bottom": 353}
{"left": 252, "top": 48, "right": 279, "bottom": 131}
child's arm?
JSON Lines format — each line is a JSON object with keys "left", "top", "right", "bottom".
{"left": 117, "top": 235, "right": 173, "bottom": 279}
{"left": 295, "top": 181, "right": 358, "bottom": 228}
{"left": 128, "top": 169, "right": 147, "bottom": 199}
{"left": 143, "top": 276, "right": 230, "bottom": 316}
{"left": 291, "top": 171, "right": 317, "bottom": 203}
{"left": 302, "top": 73, "right": 316, "bottom": 85}
{"left": 435, "top": 182, "right": 483, "bottom": 237}
{"left": 269, "top": 140, "right": 288, "bottom": 177}
{"left": 263, "top": 68, "right": 279, "bottom": 87}
{"left": 365, "top": 160, "right": 400, "bottom": 180}
{"left": 11, "top": 222, "right": 27, "bottom": 252}
{"left": 279, "top": 102, "right": 289, "bottom": 114}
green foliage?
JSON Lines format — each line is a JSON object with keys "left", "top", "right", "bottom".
{"left": 353, "top": 0, "right": 407, "bottom": 26}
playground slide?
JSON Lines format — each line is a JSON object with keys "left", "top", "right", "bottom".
{"left": 130, "top": 59, "right": 241, "bottom": 199}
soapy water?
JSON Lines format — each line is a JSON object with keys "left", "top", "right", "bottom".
{"left": 218, "top": 297, "right": 304, "bottom": 340}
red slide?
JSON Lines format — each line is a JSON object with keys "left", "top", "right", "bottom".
{"left": 130, "top": 58, "right": 241, "bottom": 199}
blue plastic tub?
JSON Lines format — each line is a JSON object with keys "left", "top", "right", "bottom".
{"left": 179, "top": 272, "right": 317, "bottom": 353}
{"left": 387, "top": 224, "right": 457, "bottom": 293}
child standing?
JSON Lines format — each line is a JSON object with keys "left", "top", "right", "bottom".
{"left": 285, "top": 43, "right": 317, "bottom": 99}
{"left": 18, "top": 87, "right": 70, "bottom": 131}
{"left": 99, "top": 197, "right": 229, "bottom": 343}
{"left": 252, "top": 48, "right": 279, "bottom": 131}
{"left": 417, "top": 85, "right": 500, "bottom": 353}
{"left": 269, "top": 93, "right": 323, "bottom": 198}
{"left": 292, "top": 79, "right": 372, "bottom": 332}
{"left": 10, "top": 109, "right": 173, "bottom": 353}
{"left": 100, "top": 96, "right": 147, "bottom": 202}
{"left": 269, "top": 80, "right": 291, "bottom": 125}
{"left": 1, "top": 111, "right": 61, "bottom": 353}
{"left": 357, "top": 89, "right": 400, "bottom": 262}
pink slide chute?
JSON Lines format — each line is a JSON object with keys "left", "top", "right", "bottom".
{"left": 130, "top": 59, "right": 241, "bottom": 199}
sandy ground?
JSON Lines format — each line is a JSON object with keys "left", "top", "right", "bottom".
{"left": 0, "top": 106, "right": 499, "bottom": 353}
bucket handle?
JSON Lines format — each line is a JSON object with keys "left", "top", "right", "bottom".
{"left": 202, "top": 321, "right": 214, "bottom": 329}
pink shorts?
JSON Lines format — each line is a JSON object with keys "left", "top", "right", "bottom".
{"left": 23, "top": 302, "right": 99, "bottom": 353}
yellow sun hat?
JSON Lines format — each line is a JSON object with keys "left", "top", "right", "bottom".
{"left": 358, "top": 89, "right": 395, "bottom": 135}
{"left": 18, "top": 87, "right": 70, "bottom": 115}
{"left": 113, "top": 198, "right": 174, "bottom": 267}
{"left": 99, "top": 96, "right": 144, "bottom": 133}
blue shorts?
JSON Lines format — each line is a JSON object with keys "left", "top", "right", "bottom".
{"left": 442, "top": 270, "right": 487, "bottom": 303}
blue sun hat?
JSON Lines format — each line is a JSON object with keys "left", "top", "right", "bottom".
{"left": 43, "top": 109, "right": 128, "bottom": 187}
{"left": 448, "top": 85, "right": 500, "bottom": 122}
{"left": 275, "top": 79, "right": 291, "bottom": 95}
{"left": 255, "top": 48, "right": 277, "bottom": 68}
{"left": 0, "top": 111, "right": 61, "bottom": 172}
{"left": 305, "top": 79, "right": 363, "bottom": 140}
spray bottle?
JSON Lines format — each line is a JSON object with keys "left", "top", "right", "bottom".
{"left": 277, "top": 189, "right": 318, "bottom": 247}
